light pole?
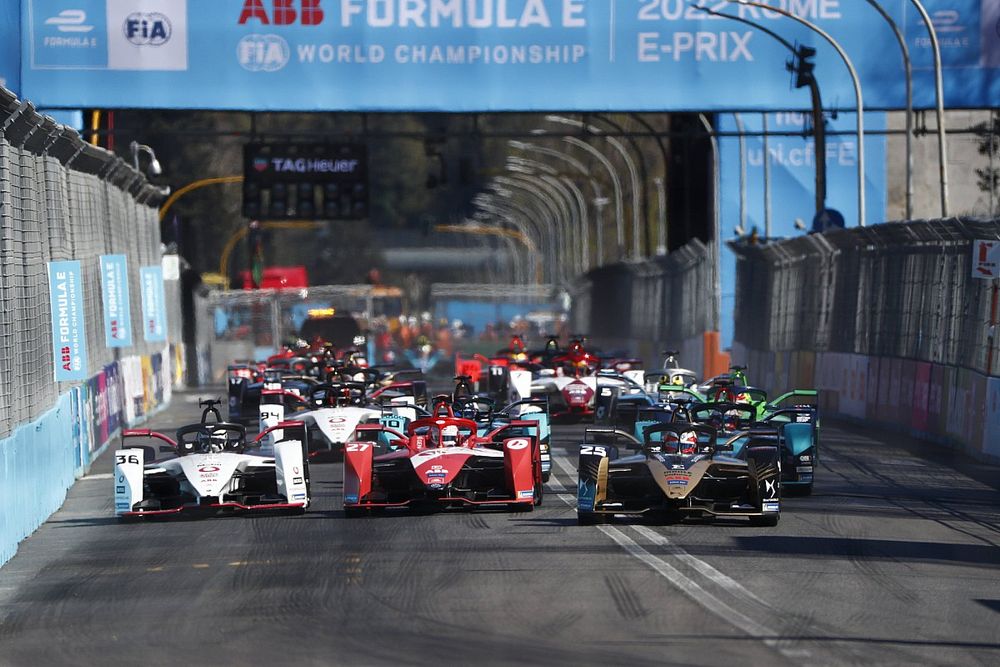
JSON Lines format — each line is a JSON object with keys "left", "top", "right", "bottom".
{"left": 505, "top": 163, "right": 578, "bottom": 276}
{"left": 696, "top": 4, "right": 826, "bottom": 219}
{"left": 863, "top": 0, "right": 913, "bottom": 220}
{"left": 508, "top": 155, "right": 588, "bottom": 276}
{"left": 908, "top": 0, "right": 949, "bottom": 216}
{"left": 731, "top": 0, "right": 866, "bottom": 227}
{"left": 130, "top": 140, "right": 162, "bottom": 176}
{"left": 508, "top": 140, "right": 603, "bottom": 269}
{"left": 545, "top": 115, "right": 642, "bottom": 260}
{"left": 629, "top": 114, "right": 670, "bottom": 254}
{"left": 733, "top": 113, "right": 747, "bottom": 236}
{"left": 495, "top": 176, "right": 568, "bottom": 285}
{"left": 563, "top": 135, "right": 625, "bottom": 260}
{"left": 698, "top": 113, "right": 721, "bottom": 332}
{"left": 476, "top": 191, "right": 546, "bottom": 284}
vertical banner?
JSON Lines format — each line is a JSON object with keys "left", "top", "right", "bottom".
{"left": 139, "top": 265, "right": 167, "bottom": 342}
{"left": 99, "top": 254, "right": 133, "bottom": 347}
{"left": 47, "top": 261, "right": 88, "bottom": 381}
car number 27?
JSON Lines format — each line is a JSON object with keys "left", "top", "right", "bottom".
{"left": 580, "top": 446, "right": 608, "bottom": 457}
{"left": 346, "top": 443, "right": 370, "bottom": 452}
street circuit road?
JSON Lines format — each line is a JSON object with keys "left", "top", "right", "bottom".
{"left": 1, "top": 392, "right": 998, "bottom": 666}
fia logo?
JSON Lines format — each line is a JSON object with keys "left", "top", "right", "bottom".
{"left": 124, "top": 12, "right": 172, "bottom": 46}
{"left": 238, "top": 34, "right": 290, "bottom": 72}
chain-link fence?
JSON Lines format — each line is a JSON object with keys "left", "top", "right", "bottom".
{"left": 571, "top": 238, "right": 717, "bottom": 371}
{"left": 0, "top": 87, "right": 172, "bottom": 439}
{"left": 730, "top": 218, "right": 1000, "bottom": 374}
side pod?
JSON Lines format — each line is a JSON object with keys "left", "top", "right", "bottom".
{"left": 114, "top": 448, "right": 146, "bottom": 516}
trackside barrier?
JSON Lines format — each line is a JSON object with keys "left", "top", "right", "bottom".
{"left": 0, "top": 85, "right": 184, "bottom": 566}
{"left": 0, "top": 392, "right": 76, "bottom": 566}
{"left": 731, "top": 219, "right": 1000, "bottom": 464}
{"left": 570, "top": 239, "right": 727, "bottom": 377}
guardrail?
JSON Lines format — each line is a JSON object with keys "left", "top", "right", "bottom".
{"left": 731, "top": 219, "right": 1000, "bottom": 463}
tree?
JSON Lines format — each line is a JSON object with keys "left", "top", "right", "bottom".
{"left": 973, "top": 111, "right": 1000, "bottom": 216}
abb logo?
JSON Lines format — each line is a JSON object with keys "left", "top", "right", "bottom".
{"left": 239, "top": 0, "right": 324, "bottom": 25}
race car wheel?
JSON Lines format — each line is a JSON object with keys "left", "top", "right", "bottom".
{"left": 533, "top": 480, "right": 544, "bottom": 507}
{"left": 577, "top": 511, "right": 608, "bottom": 526}
{"left": 750, "top": 513, "right": 779, "bottom": 527}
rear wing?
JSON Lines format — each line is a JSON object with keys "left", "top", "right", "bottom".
{"left": 767, "top": 390, "right": 818, "bottom": 410}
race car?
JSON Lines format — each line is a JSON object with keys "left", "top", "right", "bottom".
{"left": 342, "top": 406, "right": 544, "bottom": 515}
{"left": 576, "top": 421, "right": 782, "bottom": 526}
{"left": 113, "top": 400, "right": 311, "bottom": 519}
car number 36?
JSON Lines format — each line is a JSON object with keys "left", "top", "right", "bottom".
{"left": 580, "top": 446, "right": 608, "bottom": 457}
{"left": 116, "top": 454, "right": 140, "bottom": 465}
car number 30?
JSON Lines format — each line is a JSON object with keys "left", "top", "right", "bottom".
{"left": 580, "top": 446, "right": 608, "bottom": 457}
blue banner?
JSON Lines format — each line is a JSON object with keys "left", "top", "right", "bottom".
{"left": 718, "top": 110, "right": 888, "bottom": 348}
{"left": 0, "top": 1, "right": 20, "bottom": 94}
{"left": 139, "top": 265, "right": 167, "bottom": 343}
{"left": 18, "top": 1, "right": 1000, "bottom": 111}
{"left": 47, "top": 260, "right": 88, "bottom": 382}
{"left": 99, "top": 254, "right": 133, "bottom": 348}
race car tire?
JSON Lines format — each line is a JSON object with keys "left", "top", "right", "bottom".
{"left": 533, "top": 480, "right": 544, "bottom": 507}
{"left": 542, "top": 471, "right": 551, "bottom": 483}
{"left": 577, "top": 511, "right": 608, "bottom": 526}
{"left": 750, "top": 513, "right": 779, "bottom": 527}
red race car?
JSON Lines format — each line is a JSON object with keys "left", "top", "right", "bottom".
{"left": 343, "top": 403, "right": 543, "bottom": 516}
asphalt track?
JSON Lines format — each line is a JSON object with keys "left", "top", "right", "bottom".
{"left": 1, "top": 390, "right": 999, "bottom": 666}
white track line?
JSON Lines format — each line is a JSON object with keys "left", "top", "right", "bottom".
{"left": 549, "top": 452, "right": 811, "bottom": 663}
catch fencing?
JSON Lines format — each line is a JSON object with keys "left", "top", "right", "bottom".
{"left": 571, "top": 238, "right": 724, "bottom": 375}
{"left": 730, "top": 218, "right": 1000, "bottom": 463}
{"left": 0, "top": 86, "right": 178, "bottom": 439}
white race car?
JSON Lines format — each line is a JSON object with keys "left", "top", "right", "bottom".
{"left": 114, "top": 401, "right": 310, "bottom": 519}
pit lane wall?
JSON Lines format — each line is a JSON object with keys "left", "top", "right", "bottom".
{"left": 570, "top": 239, "right": 729, "bottom": 378}
{"left": 0, "top": 86, "right": 184, "bottom": 566}
{"left": 731, "top": 219, "right": 1000, "bottom": 464}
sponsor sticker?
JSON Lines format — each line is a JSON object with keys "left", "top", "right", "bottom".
{"left": 292, "top": 477, "right": 303, "bottom": 484}
{"left": 518, "top": 489, "right": 534, "bottom": 498}
{"left": 116, "top": 486, "right": 126, "bottom": 493}
{"left": 344, "top": 494, "right": 358, "bottom": 503}
{"left": 115, "top": 502, "right": 130, "bottom": 510}
{"left": 292, "top": 493, "right": 306, "bottom": 500}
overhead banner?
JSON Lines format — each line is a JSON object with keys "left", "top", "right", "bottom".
{"left": 0, "top": 1, "right": 19, "bottom": 94}
{"left": 47, "top": 260, "right": 88, "bottom": 382}
{"left": 20, "top": 0, "right": 1000, "bottom": 111}
{"left": 99, "top": 254, "right": 134, "bottom": 347}
{"left": 139, "top": 265, "right": 167, "bottom": 343}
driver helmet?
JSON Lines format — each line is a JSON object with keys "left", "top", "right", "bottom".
{"left": 440, "top": 424, "right": 460, "bottom": 447}
{"left": 723, "top": 408, "right": 742, "bottom": 431}
{"left": 199, "top": 428, "right": 229, "bottom": 453}
{"left": 679, "top": 430, "right": 698, "bottom": 455}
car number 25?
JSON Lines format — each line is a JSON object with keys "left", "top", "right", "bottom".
{"left": 580, "top": 445, "right": 608, "bottom": 457}
{"left": 116, "top": 453, "right": 140, "bottom": 465}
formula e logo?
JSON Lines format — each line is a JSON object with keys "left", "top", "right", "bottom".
{"left": 238, "top": 34, "right": 290, "bottom": 72}
{"left": 124, "top": 13, "right": 172, "bottom": 46}
{"left": 45, "top": 10, "right": 93, "bottom": 33}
